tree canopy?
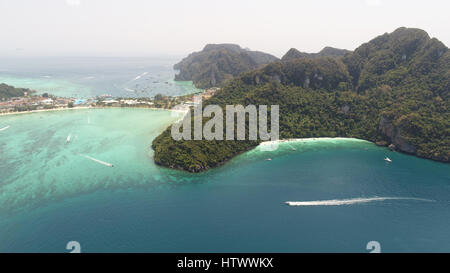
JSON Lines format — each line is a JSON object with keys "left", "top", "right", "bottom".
{"left": 153, "top": 27, "right": 450, "bottom": 172}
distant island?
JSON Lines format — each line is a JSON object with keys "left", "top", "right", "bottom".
{"left": 173, "top": 44, "right": 279, "bottom": 89}
{"left": 153, "top": 27, "right": 449, "bottom": 172}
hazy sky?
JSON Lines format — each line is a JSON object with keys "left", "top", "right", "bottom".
{"left": 0, "top": 0, "right": 448, "bottom": 58}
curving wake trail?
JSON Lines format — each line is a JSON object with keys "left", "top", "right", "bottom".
{"left": 285, "top": 197, "right": 434, "bottom": 206}
{"left": 133, "top": 72, "right": 148, "bottom": 81}
{"left": 84, "top": 155, "right": 114, "bottom": 167}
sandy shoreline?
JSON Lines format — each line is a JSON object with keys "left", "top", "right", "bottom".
{"left": 259, "top": 137, "right": 370, "bottom": 146}
{"left": 0, "top": 106, "right": 92, "bottom": 116}
{"left": 0, "top": 106, "right": 187, "bottom": 117}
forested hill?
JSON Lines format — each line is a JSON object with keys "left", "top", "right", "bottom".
{"left": 342, "top": 27, "right": 449, "bottom": 95}
{"left": 281, "top": 46, "right": 351, "bottom": 62}
{"left": 0, "top": 83, "right": 31, "bottom": 99}
{"left": 174, "top": 44, "right": 279, "bottom": 89}
{"left": 153, "top": 27, "right": 449, "bottom": 172}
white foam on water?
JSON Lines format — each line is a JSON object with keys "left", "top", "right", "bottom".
{"left": 259, "top": 137, "right": 369, "bottom": 147}
{"left": 285, "top": 197, "right": 434, "bottom": 206}
{"left": 133, "top": 72, "right": 148, "bottom": 81}
{"left": 0, "top": 125, "right": 10, "bottom": 132}
{"left": 84, "top": 155, "right": 114, "bottom": 167}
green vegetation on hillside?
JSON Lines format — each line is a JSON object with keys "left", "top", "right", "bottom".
{"left": 153, "top": 27, "right": 450, "bottom": 172}
{"left": 281, "top": 46, "right": 351, "bottom": 62}
{"left": 174, "top": 44, "right": 279, "bottom": 89}
{"left": 0, "top": 83, "right": 31, "bottom": 99}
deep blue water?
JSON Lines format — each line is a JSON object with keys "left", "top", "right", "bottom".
{"left": 0, "top": 57, "right": 448, "bottom": 253}
{"left": 0, "top": 138, "right": 448, "bottom": 253}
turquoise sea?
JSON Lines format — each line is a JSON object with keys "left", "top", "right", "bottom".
{"left": 0, "top": 108, "right": 449, "bottom": 253}
{"left": 0, "top": 57, "right": 201, "bottom": 98}
{"left": 0, "top": 57, "right": 449, "bottom": 253}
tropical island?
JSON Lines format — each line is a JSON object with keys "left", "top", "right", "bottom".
{"left": 152, "top": 27, "right": 449, "bottom": 172}
{"left": 0, "top": 82, "right": 217, "bottom": 115}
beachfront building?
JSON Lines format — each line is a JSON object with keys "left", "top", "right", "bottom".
{"left": 41, "top": 98, "right": 53, "bottom": 105}
{"left": 103, "top": 99, "right": 119, "bottom": 104}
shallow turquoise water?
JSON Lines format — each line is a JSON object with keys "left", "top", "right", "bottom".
{"left": 0, "top": 108, "right": 184, "bottom": 213}
{"left": 0, "top": 109, "right": 449, "bottom": 252}
{"left": 0, "top": 57, "right": 201, "bottom": 98}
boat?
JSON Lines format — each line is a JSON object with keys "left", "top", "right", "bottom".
{"left": 0, "top": 125, "right": 10, "bottom": 132}
{"left": 384, "top": 157, "right": 392, "bottom": 162}
{"left": 66, "top": 133, "right": 72, "bottom": 143}
{"left": 266, "top": 158, "right": 272, "bottom": 161}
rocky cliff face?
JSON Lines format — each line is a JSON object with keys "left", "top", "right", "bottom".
{"left": 174, "top": 44, "right": 279, "bottom": 89}
{"left": 241, "top": 57, "right": 352, "bottom": 91}
{"left": 379, "top": 116, "right": 417, "bottom": 154}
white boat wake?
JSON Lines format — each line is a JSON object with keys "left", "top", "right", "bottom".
{"left": 84, "top": 155, "right": 114, "bottom": 167}
{"left": 134, "top": 72, "right": 148, "bottom": 81}
{"left": 285, "top": 197, "right": 434, "bottom": 206}
{"left": 0, "top": 125, "right": 10, "bottom": 132}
